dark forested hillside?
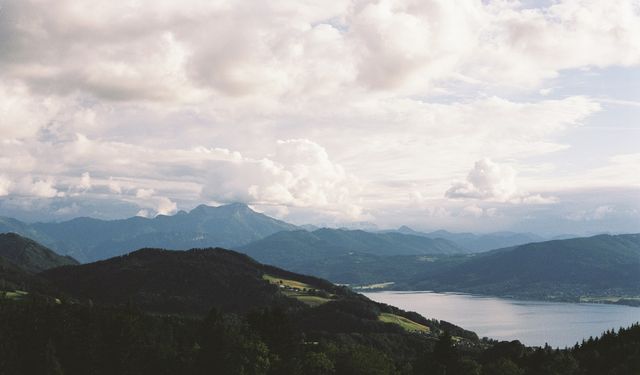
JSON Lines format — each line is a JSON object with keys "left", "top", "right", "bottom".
{"left": 407, "top": 234, "right": 640, "bottom": 302}
{"left": 0, "top": 233, "right": 74, "bottom": 297}
{"left": 42, "top": 247, "right": 327, "bottom": 314}
{"left": 0, "top": 203, "right": 297, "bottom": 262}
{"left": 0, "top": 233, "right": 78, "bottom": 273}
{"left": 1, "top": 287, "right": 638, "bottom": 374}
{"left": 40, "top": 246, "right": 472, "bottom": 341}
{"left": 0, "top": 255, "right": 50, "bottom": 294}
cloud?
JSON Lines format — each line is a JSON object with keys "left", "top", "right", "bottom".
{"left": 200, "top": 139, "right": 363, "bottom": 217}
{"left": 13, "top": 176, "right": 63, "bottom": 198}
{"left": 108, "top": 178, "right": 122, "bottom": 194}
{"left": 78, "top": 172, "right": 91, "bottom": 191}
{"left": 0, "top": 176, "right": 10, "bottom": 196}
{"left": 1, "top": 0, "right": 638, "bottom": 102}
{"left": 446, "top": 158, "right": 557, "bottom": 204}
{"left": 135, "top": 188, "right": 155, "bottom": 199}
{"left": 446, "top": 158, "right": 518, "bottom": 201}
{"left": 0, "top": 0, "right": 637, "bottom": 233}
{"left": 566, "top": 205, "right": 616, "bottom": 221}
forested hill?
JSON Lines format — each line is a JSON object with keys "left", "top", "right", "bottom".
{"left": 0, "top": 233, "right": 75, "bottom": 296}
{"left": 0, "top": 233, "right": 78, "bottom": 273}
{"left": 42, "top": 247, "right": 341, "bottom": 314}
{"left": 0, "top": 203, "right": 297, "bottom": 262}
{"left": 407, "top": 234, "right": 640, "bottom": 301}
{"left": 41, "top": 246, "right": 476, "bottom": 339}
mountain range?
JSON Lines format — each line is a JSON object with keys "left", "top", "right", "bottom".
{"left": 390, "top": 226, "right": 546, "bottom": 252}
{"left": 0, "top": 202, "right": 563, "bottom": 264}
{"left": 1, "top": 205, "right": 638, "bottom": 306}
{"left": 0, "top": 203, "right": 297, "bottom": 262}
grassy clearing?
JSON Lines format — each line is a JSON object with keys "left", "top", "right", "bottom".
{"left": 379, "top": 313, "right": 430, "bottom": 333}
{"left": 263, "top": 274, "right": 332, "bottom": 306}
{"left": 263, "top": 274, "right": 312, "bottom": 290}
{"left": 2, "top": 290, "right": 29, "bottom": 300}
{"left": 293, "top": 294, "right": 331, "bottom": 307}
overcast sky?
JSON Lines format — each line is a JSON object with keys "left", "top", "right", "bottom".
{"left": 0, "top": 0, "right": 639, "bottom": 235}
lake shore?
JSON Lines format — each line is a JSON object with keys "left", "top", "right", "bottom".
{"left": 364, "top": 290, "right": 640, "bottom": 348}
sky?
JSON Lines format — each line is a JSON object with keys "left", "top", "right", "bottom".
{"left": 0, "top": 0, "right": 639, "bottom": 235}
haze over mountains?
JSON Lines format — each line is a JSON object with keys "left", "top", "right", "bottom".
{"left": 390, "top": 226, "right": 546, "bottom": 253}
{"left": 1, "top": 202, "right": 565, "bottom": 263}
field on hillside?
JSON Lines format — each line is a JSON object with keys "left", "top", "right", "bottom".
{"left": 262, "top": 274, "right": 332, "bottom": 306}
{"left": 379, "top": 312, "right": 430, "bottom": 333}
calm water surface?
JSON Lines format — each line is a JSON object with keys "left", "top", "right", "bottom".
{"left": 363, "top": 291, "right": 640, "bottom": 348}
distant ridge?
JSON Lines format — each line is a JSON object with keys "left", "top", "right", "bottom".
{"left": 407, "top": 233, "right": 640, "bottom": 301}
{"left": 390, "top": 226, "right": 546, "bottom": 252}
{"left": 239, "top": 227, "right": 466, "bottom": 276}
{"left": 0, "top": 203, "right": 297, "bottom": 262}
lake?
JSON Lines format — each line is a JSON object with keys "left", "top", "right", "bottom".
{"left": 363, "top": 291, "right": 640, "bottom": 348}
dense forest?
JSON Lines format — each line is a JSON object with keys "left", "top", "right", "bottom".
{"left": 1, "top": 296, "right": 639, "bottom": 375}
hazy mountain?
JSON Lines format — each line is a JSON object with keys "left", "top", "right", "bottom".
{"left": 239, "top": 228, "right": 465, "bottom": 277}
{"left": 393, "top": 226, "right": 547, "bottom": 252}
{"left": 0, "top": 203, "right": 297, "bottom": 262}
{"left": 407, "top": 234, "right": 640, "bottom": 301}
{"left": 0, "top": 233, "right": 78, "bottom": 273}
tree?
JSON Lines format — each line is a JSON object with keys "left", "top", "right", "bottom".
{"left": 482, "top": 358, "right": 524, "bottom": 375}
{"left": 196, "top": 308, "right": 270, "bottom": 375}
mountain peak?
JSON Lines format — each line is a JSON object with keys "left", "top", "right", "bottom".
{"left": 190, "top": 202, "right": 253, "bottom": 215}
{"left": 397, "top": 225, "right": 417, "bottom": 234}
{"left": 222, "top": 202, "right": 252, "bottom": 211}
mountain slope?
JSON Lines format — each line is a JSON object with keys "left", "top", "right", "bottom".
{"left": 1, "top": 203, "right": 297, "bottom": 262}
{"left": 408, "top": 234, "right": 640, "bottom": 300}
{"left": 239, "top": 228, "right": 465, "bottom": 278}
{"left": 0, "top": 233, "right": 78, "bottom": 273}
